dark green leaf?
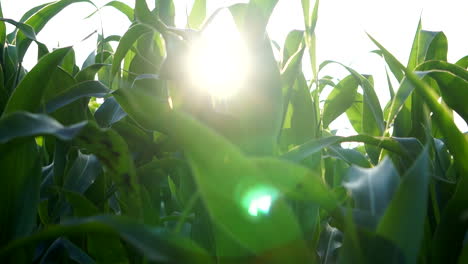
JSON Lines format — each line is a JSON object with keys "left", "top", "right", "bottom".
{"left": 39, "top": 237, "right": 96, "bottom": 264}
{"left": 328, "top": 146, "right": 372, "bottom": 168}
{"left": 0, "top": 215, "right": 212, "bottom": 263}
{"left": 0, "top": 112, "right": 86, "bottom": 143}
{"left": 0, "top": 3, "right": 6, "bottom": 52}
{"left": 64, "top": 152, "right": 102, "bottom": 194}
{"left": 75, "top": 122, "right": 142, "bottom": 218}
{"left": 0, "top": 139, "right": 41, "bottom": 251}
{"left": 75, "top": 63, "right": 109, "bottom": 82}
{"left": 377, "top": 147, "right": 430, "bottom": 264}
{"left": 3, "top": 47, "right": 71, "bottom": 114}
{"left": 344, "top": 157, "right": 400, "bottom": 217}
{"left": 94, "top": 97, "right": 126, "bottom": 127}
{"left": 283, "top": 134, "right": 411, "bottom": 162}
{"left": 45, "top": 80, "right": 110, "bottom": 113}
{"left": 323, "top": 75, "right": 359, "bottom": 128}
{"left": 0, "top": 18, "right": 37, "bottom": 40}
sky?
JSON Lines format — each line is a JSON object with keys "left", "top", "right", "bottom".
{"left": 2, "top": 0, "right": 467, "bottom": 132}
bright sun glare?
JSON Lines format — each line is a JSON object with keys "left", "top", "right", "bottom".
{"left": 187, "top": 10, "right": 250, "bottom": 100}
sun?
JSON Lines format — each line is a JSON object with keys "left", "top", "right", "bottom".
{"left": 187, "top": 10, "right": 250, "bottom": 100}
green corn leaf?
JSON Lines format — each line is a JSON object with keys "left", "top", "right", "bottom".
{"left": 301, "top": 0, "right": 319, "bottom": 77}
{"left": 188, "top": 0, "right": 206, "bottom": 29}
{"left": 5, "top": 2, "right": 49, "bottom": 42}
{"left": 135, "top": 0, "right": 156, "bottom": 25}
{"left": 15, "top": 0, "right": 95, "bottom": 62}
{"left": 86, "top": 1, "right": 134, "bottom": 21}
{"left": 63, "top": 152, "right": 102, "bottom": 194}
{"left": 283, "top": 134, "right": 410, "bottom": 163}
{"left": 384, "top": 77, "right": 415, "bottom": 133}
{"left": 94, "top": 97, "right": 126, "bottom": 127}
{"left": 228, "top": 3, "right": 248, "bottom": 31}
{"left": 60, "top": 48, "right": 76, "bottom": 75}
{"left": 322, "top": 61, "right": 384, "bottom": 134}
{"left": 0, "top": 64, "right": 8, "bottom": 113}
{"left": 372, "top": 49, "right": 405, "bottom": 83}
{"left": 82, "top": 51, "right": 96, "bottom": 69}
{"left": 368, "top": 34, "right": 468, "bottom": 174}
{"left": 377, "top": 147, "right": 429, "bottom": 264}
{"left": 281, "top": 30, "right": 304, "bottom": 67}
{"left": 281, "top": 32, "right": 305, "bottom": 96}
{"left": 280, "top": 32, "right": 309, "bottom": 145}
{"left": 416, "top": 60, "right": 468, "bottom": 123}
{"left": 39, "top": 237, "right": 96, "bottom": 264}
{"left": 113, "top": 82, "right": 171, "bottom": 133}
{"left": 337, "top": 227, "right": 405, "bottom": 264}
{"left": 423, "top": 70, "right": 468, "bottom": 123}
{"left": 455, "top": 55, "right": 468, "bottom": 69}
{"left": 3, "top": 47, "right": 71, "bottom": 115}
{"left": 346, "top": 92, "right": 364, "bottom": 134}
{"left": 368, "top": 40, "right": 468, "bottom": 248}
{"left": 458, "top": 244, "right": 468, "bottom": 264}
{"left": 44, "top": 68, "right": 92, "bottom": 126}
{"left": 233, "top": 38, "right": 284, "bottom": 155}
{"left": 75, "top": 63, "right": 109, "bottom": 82}
{"left": 105, "top": 0, "right": 134, "bottom": 21}
{"left": 74, "top": 122, "right": 142, "bottom": 218}
{"left": 252, "top": 157, "right": 338, "bottom": 210}
{"left": 317, "top": 224, "right": 342, "bottom": 263}
{"left": 0, "top": 112, "right": 87, "bottom": 143}
{"left": 281, "top": 73, "right": 318, "bottom": 147}
{"left": 244, "top": 0, "right": 279, "bottom": 41}
{"left": 0, "top": 139, "right": 41, "bottom": 253}
{"left": 111, "top": 23, "right": 153, "bottom": 78}
{"left": 425, "top": 32, "right": 448, "bottom": 62}
{"left": 0, "top": 2, "right": 6, "bottom": 52}
{"left": 63, "top": 191, "right": 129, "bottom": 263}
{"left": 323, "top": 75, "right": 359, "bottom": 128}
{"left": 166, "top": 112, "right": 313, "bottom": 261}
{"left": 407, "top": 19, "right": 447, "bottom": 70}
{"left": 0, "top": 215, "right": 212, "bottom": 263}
{"left": 328, "top": 146, "right": 372, "bottom": 168}
{"left": 0, "top": 18, "right": 37, "bottom": 41}
{"left": 344, "top": 157, "right": 400, "bottom": 217}
{"left": 45, "top": 80, "right": 110, "bottom": 113}
{"left": 155, "top": 0, "right": 175, "bottom": 26}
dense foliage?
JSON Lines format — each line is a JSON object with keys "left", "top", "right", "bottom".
{"left": 0, "top": 0, "right": 467, "bottom": 263}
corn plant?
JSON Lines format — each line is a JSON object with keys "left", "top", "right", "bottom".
{"left": 0, "top": 0, "right": 467, "bottom": 263}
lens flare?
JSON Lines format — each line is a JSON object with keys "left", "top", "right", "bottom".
{"left": 241, "top": 186, "right": 278, "bottom": 217}
{"left": 248, "top": 195, "right": 273, "bottom": 216}
{"left": 187, "top": 10, "right": 249, "bottom": 100}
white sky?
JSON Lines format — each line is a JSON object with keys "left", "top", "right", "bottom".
{"left": 2, "top": 0, "right": 467, "bottom": 132}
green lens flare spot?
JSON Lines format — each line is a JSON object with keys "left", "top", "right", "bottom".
{"left": 248, "top": 195, "right": 272, "bottom": 216}
{"left": 241, "top": 186, "right": 278, "bottom": 217}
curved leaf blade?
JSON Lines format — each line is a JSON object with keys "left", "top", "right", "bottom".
{"left": 45, "top": 80, "right": 110, "bottom": 113}
{"left": 377, "top": 148, "right": 430, "bottom": 264}
{"left": 111, "top": 23, "right": 153, "bottom": 78}
{"left": 0, "top": 112, "right": 86, "bottom": 143}
{"left": 323, "top": 75, "right": 359, "bottom": 128}
{"left": 3, "top": 47, "right": 71, "bottom": 115}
